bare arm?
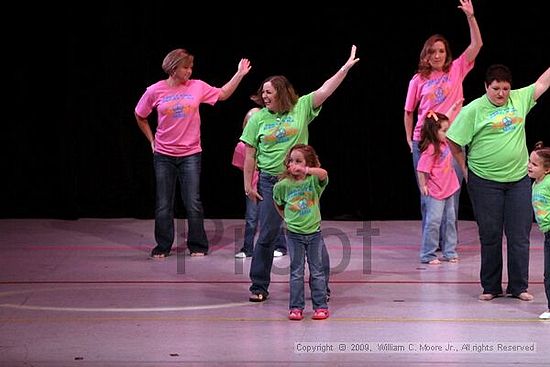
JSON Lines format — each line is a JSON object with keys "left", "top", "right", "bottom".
{"left": 534, "top": 67, "right": 550, "bottom": 101}
{"left": 459, "top": 0, "right": 483, "bottom": 63}
{"left": 244, "top": 144, "right": 262, "bottom": 202}
{"left": 447, "top": 138, "right": 468, "bottom": 182}
{"left": 445, "top": 98, "right": 464, "bottom": 117}
{"left": 274, "top": 202, "right": 285, "bottom": 219}
{"left": 417, "top": 171, "right": 429, "bottom": 196}
{"left": 312, "top": 45, "right": 360, "bottom": 109}
{"left": 134, "top": 112, "right": 155, "bottom": 152}
{"left": 218, "top": 58, "right": 252, "bottom": 101}
{"left": 306, "top": 167, "right": 328, "bottom": 181}
{"left": 404, "top": 111, "right": 414, "bottom": 152}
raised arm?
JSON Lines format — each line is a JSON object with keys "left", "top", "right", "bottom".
{"left": 458, "top": 0, "right": 483, "bottom": 63}
{"left": 307, "top": 167, "right": 328, "bottom": 181}
{"left": 312, "top": 45, "right": 360, "bottom": 109}
{"left": 445, "top": 98, "right": 464, "bottom": 117}
{"left": 534, "top": 67, "right": 550, "bottom": 101}
{"left": 218, "top": 58, "right": 252, "bottom": 101}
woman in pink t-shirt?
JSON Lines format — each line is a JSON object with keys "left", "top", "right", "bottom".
{"left": 135, "top": 48, "right": 251, "bottom": 258}
{"left": 404, "top": 0, "right": 482, "bottom": 249}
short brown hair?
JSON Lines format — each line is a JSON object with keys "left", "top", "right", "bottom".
{"left": 161, "top": 49, "right": 194, "bottom": 76}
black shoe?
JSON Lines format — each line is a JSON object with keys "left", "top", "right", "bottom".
{"left": 249, "top": 293, "right": 268, "bottom": 302}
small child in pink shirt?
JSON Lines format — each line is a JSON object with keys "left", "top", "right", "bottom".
{"left": 417, "top": 111, "right": 460, "bottom": 264}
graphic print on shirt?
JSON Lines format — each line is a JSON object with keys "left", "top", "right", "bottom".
{"left": 287, "top": 183, "right": 315, "bottom": 216}
{"left": 159, "top": 93, "right": 194, "bottom": 119}
{"left": 426, "top": 75, "right": 450, "bottom": 105}
{"left": 439, "top": 145, "right": 453, "bottom": 174}
{"left": 533, "top": 192, "right": 548, "bottom": 218}
{"left": 262, "top": 116, "right": 299, "bottom": 144}
{"left": 490, "top": 109, "right": 523, "bottom": 133}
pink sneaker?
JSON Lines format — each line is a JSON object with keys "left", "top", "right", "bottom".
{"left": 288, "top": 309, "right": 303, "bottom": 321}
{"left": 312, "top": 308, "right": 329, "bottom": 320}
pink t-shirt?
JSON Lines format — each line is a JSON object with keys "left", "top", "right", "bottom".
{"left": 232, "top": 141, "right": 259, "bottom": 189}
{"left": 417, "top": 142, "right": 459, "bottom": 200}
{"left": 135, "top": 79, "right": 220, "bottom": 156}
{"left": 404, "top": 52, "right": 474, "bottom": 141}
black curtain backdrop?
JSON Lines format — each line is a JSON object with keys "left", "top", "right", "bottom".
{"left": 4, "top": 1, "right": 549, "bottom": 221}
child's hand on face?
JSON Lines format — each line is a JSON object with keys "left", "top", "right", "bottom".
{"left": 290, "top": 165, "right": 306, "bottom": 176}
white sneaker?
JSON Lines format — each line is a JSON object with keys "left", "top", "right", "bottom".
{"left": 235, "top": 252, "right": 247, "bottom": 258}
{"left": 539, "top": 311, "right": 550, "bottom": 319}
{"left": 273, "top": 250, "right": 284, "bottom": 257}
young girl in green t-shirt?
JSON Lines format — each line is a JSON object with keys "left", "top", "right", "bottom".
{"left": 528, "top": 141, "right": 550, "bottom": 319}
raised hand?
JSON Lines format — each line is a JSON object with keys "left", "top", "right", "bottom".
{"left": 237, "top": 58, "right": 252, "bottom": 76}
{"left": 458, "top": 0, "right": 474, "bottom": 18}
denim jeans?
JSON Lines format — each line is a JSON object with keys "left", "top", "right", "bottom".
{"left": 287, "top": 230, "right": 328, "bottom": 310}
{"left": 275, "top": 228, "right": 287, "bottom": 253}
{"left": 249, "top": 173, "right": 285, "bottom": 296}
{"left": 153, "top": 152, "right": 208, "bottom": 254}
{"left": 240, "top": 196, "right": 258, "bottom": 256}
{"left": 544, "top": 231, "right": 550, "bottom": 309}
{"left": 249, "top": 172, "right": 328, "bottom": 296}
{"left": 467, "top": 171, "right": 532, "bottom": 296}
{"left": 412, "top": 141, "right": 462, "bottom": 248}
{"left": 420, "top": 195, "right": 457, "bottom": 263}
{"left": 239, "top": 196, "right": 286, "bottom": 256}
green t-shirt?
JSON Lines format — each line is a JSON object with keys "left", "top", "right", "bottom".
{"left": 239, "top": 93, "right": 320, "bottom": 175}
{"left": 532, "top": 174, "right": 550, "bottom": 233}
{"left": 446, "top": 85, "right": 536, "bottom": 182}
{"left": 273, "top": 174, "right": 328, "bottom": 234}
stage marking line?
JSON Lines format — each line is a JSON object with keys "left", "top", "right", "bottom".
{"left": 0, "top": 285, "right": 254, "bottom": 312}
{"left": 0, "top": 302, "right": 253, "bottom": 312}
{"left": 1, "top": 286, "right": 546, "bottom": 317}
{"left": 0, "top": 280, "right": 545, "bottom": 285}
{"left": 0, "top": 315, "right": 547, "bottom": 323}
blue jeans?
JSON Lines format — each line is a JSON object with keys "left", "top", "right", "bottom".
{"left": 153, "top": 152, "right": 208, "bottom": 254}
{"left": 420, "top": 195, "right": 457, "bottom": 262}
{"left": 249, "top": 172, "right": 329, "bottom": 296}
{"left": 467, "top": 171, "right": 531, "bottom": 296}
{"left": 412, "top": 141, "right": 462, "bottom": 248}
{"left": 240, "top": 196, "right": 258, "bottom": 256}
{"left": 544, "top": 231, "right": 550, "bottom": 309}
{"left": 239, "top": 196, "right": 286, "bottom": 256}
{"left": 249, "top": 173, "right": 285, "bottom": 296}
{"left": 287, "top": 230, "right": 328, "bottom": 310}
